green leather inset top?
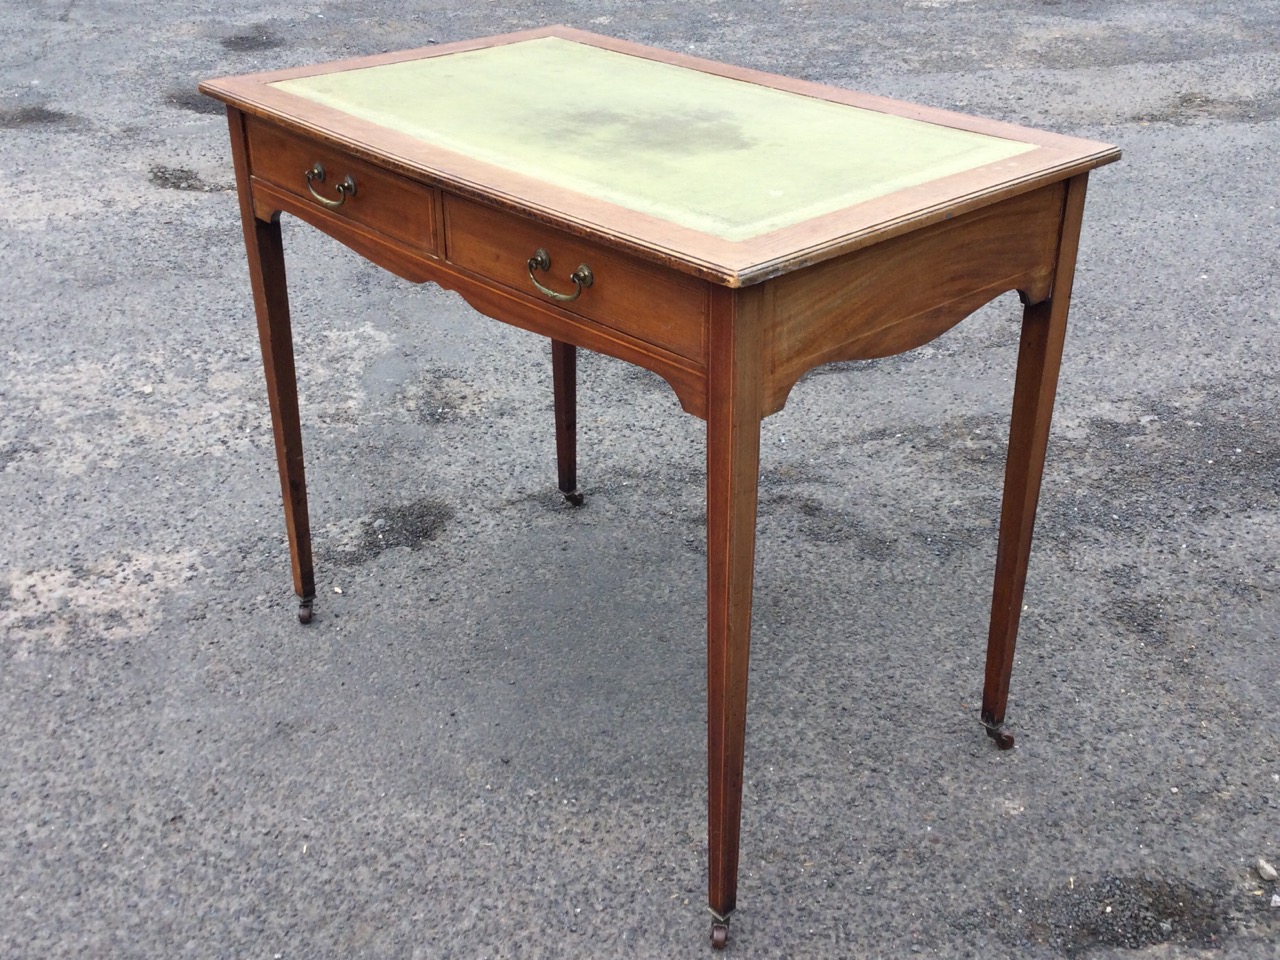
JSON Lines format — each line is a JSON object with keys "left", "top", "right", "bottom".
{"left": 274, "top": 37, "right": 1035, "bottom": 241}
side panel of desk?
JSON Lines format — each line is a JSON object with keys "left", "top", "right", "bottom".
{"left": 758, "top": 182, "right": 1066, "bottom": 415}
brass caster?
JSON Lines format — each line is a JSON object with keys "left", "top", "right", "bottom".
{"left": 298, "top": 596, "right": 314, "bottom": 624}
{"left": 983, "top": 720, "right": 1015, "bottom": 750}
{"left": 710, "top": 920, "right": 729, "bottom": 950}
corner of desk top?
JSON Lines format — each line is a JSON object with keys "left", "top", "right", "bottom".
{"left": 196, "top": 75, "right": 258, "bottom": 111}
{"left": 1086, "top": 143, "right": 1124, "bottom": 168}
{"left": 195, "top": 77, "right": 230, "bottom": 103}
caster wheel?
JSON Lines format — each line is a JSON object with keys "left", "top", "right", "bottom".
{"left": 984, "top": 725, "right": 1015, "bottom": 750}
{"left": 710, "top": 921, "right": 729, "bottom": 950}
{"left": 298, "top": 598, "right": 314, "bottom": 624}
{"left": 564, "top": 490, "right": 584, "bottom": 507}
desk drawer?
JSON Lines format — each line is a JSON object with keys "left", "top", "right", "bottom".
{"left": 246, "top": 117, "right": 437, "bottom": 252}
{"left": 444, "top": 196, "right": 707, "bottom": 363}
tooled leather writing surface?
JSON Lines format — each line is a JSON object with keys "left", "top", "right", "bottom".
{"left": 272, "top": 36, "right": 1035, "bottom": 242}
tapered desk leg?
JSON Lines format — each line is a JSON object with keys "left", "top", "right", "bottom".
{"left": 227, "top": 108, "right": 316, "bottom": 623}
{"left": 705, "top": 288, "right": 764, "bottom": 949}
{"left": 982, "top": 173, "right": 1090, "bottom": 747}
{"left": 551, "top": 339, "right": 583, "bottom": 506}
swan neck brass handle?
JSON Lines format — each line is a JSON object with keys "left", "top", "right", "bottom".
{"left": 304, "top": 162, "right": 356, "bottom": 209}
{"left": 527, "top": 248, "right": 594, "bottom": 302}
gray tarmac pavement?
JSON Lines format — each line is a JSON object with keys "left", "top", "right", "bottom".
{"left": 2, "top": 1, "right": 1278, "bottom": 957}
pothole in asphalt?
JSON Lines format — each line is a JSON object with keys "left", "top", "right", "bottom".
{"left": 999, "top": 874, "right": 1227, "bottom": 955}
{"left": 164, "top": 88, "right": 223, "bottom": 115}
{"left": 319, "top": 498, "right": 456, "bottom": 566}
{"left": 149, "top": 164, "right": 226, "bottom": 192}
{"left": 0, "top": 105, "right": 75, "bottom": 128}
{"left": 220, "top": 30, "right": 283, "bottom": 52}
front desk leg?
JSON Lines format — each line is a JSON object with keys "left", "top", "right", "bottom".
{"left": 705, "top": 288, "right": 764, "bottom": 949}
{"left": 982, "top": 173, "right": 1089, "bottom": 745}
{"left": 228, "top": 108, "right": 316, "bottom": 622}
{"left": 551, "top": 339, "right": 583, "bottom": 506}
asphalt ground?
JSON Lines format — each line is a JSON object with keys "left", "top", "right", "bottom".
{"left": 2, "top": 1, "right": 1278, "bottom": 957}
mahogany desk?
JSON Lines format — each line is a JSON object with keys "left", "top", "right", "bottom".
{"left": 201, "top": 27, "right": 1119, "bottom": 949}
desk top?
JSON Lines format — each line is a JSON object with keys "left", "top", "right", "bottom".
{"left": 271, "top": 37, "right": 1035, "bottom": 244}
{"left": 202, "top": 26, "right": 1119, "bottom": 285}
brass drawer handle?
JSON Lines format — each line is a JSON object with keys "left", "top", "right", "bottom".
{"left": 527, "top": 248, "right": 593, "bottom": 303}
{"left": 304, "top": 162, "right": 356, "bottom": 209}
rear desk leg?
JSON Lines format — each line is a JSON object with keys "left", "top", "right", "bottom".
{"left": 551, "top": 339, "right": 583, "bottom": 506}
{"left": 228, "top": 107, "right": 316, "bottom": 622}
{"left": 982, "top": 173, "right": 1090, "bottom": 746}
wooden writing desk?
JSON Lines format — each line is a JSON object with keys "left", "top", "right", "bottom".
{"left": 201, "top": 27, "right": 1119, "bottom": 949}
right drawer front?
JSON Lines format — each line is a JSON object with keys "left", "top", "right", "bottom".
{"left": 444, "top": 196, "right": 708, "bottom": 364}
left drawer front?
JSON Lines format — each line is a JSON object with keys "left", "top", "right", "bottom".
{"left": 246, "top": 118, "right": 437, "bottom": 253}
